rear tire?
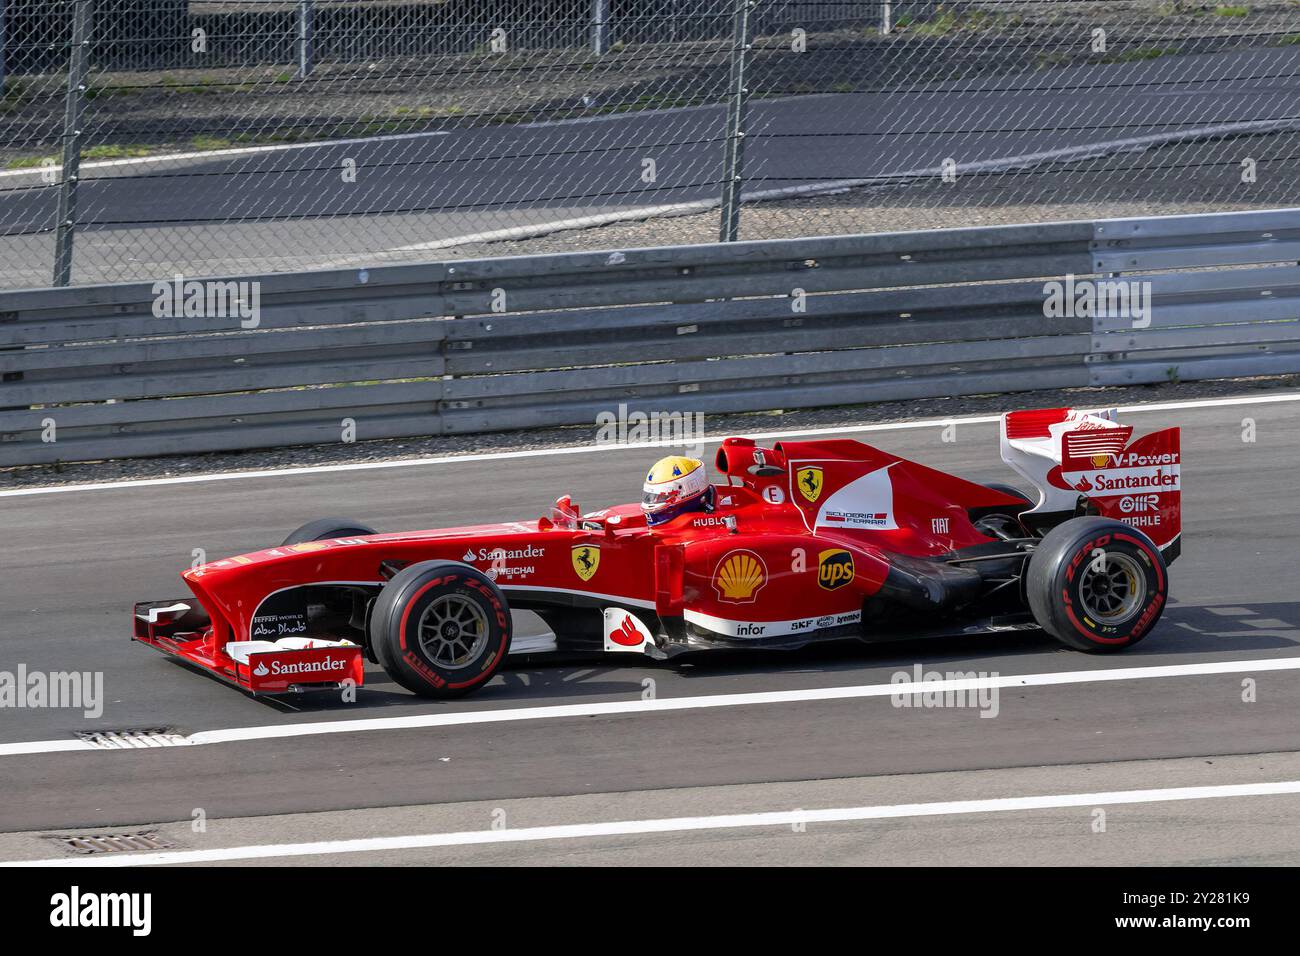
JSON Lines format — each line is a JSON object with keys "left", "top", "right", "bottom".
{"left": 973, "top": 482, "right": 1034, "bottom": 538}
{"left": 281, "top": 518, "right": 377, "bottom": 546}
{"left": 1027, "top": 516, "right": 1167, "bottom": 652}
{"left": 984, "top": 482, "right": 1032, "bottom": 508}
{"left": 369, "top": 561, "right": 511, "bottom": 698}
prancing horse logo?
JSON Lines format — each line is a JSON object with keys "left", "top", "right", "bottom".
{"left": 796, "top": 466, "right": 824, "bottom": 503}
{"left": 571, "top": 543, "right": 601, "bottom": 582}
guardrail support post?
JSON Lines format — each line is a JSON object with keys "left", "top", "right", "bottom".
{"left": 1, "top": 0, "right": 8, "bottom": 94}
{"left": 719, "top": 0, "right": 753, "bottom": 243}
{"left": 882, "top": 1, "right": 892, "bottom": 35}
{"left": 297, "top": 0, "right": 314, "bottom": 78}
{"left": 591, "top": 0, "right": 610, "bottom": 55}
{"left": 53, "top": 0, "right": 91, "bottom": 287}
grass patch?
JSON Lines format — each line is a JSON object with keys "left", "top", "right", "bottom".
{"left": 189, "top": 134, "right": 235, "bottom": 151}
{"left": 1035, "top": 51, "right": 1072, "bottom": 69}
{"left": 5, "top": 155, "right": 56, "bottom": 169}
{"left": 82, "top": 144, "right": 153, "bottom": 160}
{"left": 1101, "top": 46, "right": 1179, "bottom": 63}
{"left": 1157, "top": 1, "right": 1205, "bottom": 14}
{"left": 906, "top": 7, "right": 1005, "bottom": 37}
{"left": 1213, "top": 4, "right": 1250, "bottom": 15}
{"left": 392, "top": 105, "right": 463, "bottom": 119}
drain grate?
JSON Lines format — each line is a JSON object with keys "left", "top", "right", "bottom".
{"left": 45, "top": 830, "right": 179, "bottom": 855}
{"left": 76, "top": 728, "right": 189, "bottom": 749}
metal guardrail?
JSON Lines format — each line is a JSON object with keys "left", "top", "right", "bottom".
{"left": 1, "top": 208, "right": 1298, "bottom": 467}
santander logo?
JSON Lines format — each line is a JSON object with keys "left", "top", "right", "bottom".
{"left": 611, "top": 615, "right": 642, "bottom": 647}
{"left": 602, "top": 608, "right": 651, "bottom": 651}
{"left": 250, "top": 656, "right": 347, "bottom": 678}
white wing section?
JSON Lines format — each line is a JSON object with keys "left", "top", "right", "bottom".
{"left": 1000, "top": 408, "right": 1120, "bottom": 514}
{"left": 814, "top": 464, "right": 898, "bottom": 531}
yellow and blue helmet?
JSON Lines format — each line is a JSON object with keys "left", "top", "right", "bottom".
{"left": 641, "top": 456, "right": 710, "bottom": 526}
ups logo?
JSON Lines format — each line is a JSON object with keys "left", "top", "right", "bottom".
{"left": 817, "top": 549, "right": 854, "bottom": 591}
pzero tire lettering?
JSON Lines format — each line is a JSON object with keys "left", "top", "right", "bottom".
{"left": 369, "top": 561, "right": 512, "bottom": 698}
{"left": 1027, "top": 517, "right": 1168, "bottom": 653}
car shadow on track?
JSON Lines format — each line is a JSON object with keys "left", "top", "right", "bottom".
{"left": 1130, "top": 600, "right": 1300, "bottom": 655}
{"left": 246, "top": 600, "right": 1300, "bottom": 714}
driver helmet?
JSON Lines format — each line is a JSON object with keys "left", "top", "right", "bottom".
{"left": 642, "top": 456, "right": 711, "bottom": 526}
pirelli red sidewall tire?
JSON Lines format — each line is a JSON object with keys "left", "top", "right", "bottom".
{"left": 370, "top": 561, "right": 511, "bottom": 698}
{"left": 1027, "top": 517, "right": 1168, "bottom": 653}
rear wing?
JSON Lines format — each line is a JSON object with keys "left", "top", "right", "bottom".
{"left": 1000, "top": 407, "right": 1181, "bottom": 559}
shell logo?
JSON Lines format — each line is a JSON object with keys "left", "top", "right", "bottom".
{"left": 713, "top": 550, "right": 768, "bottom": 603}
{"left": 1091, "top": 454, "right": 1111, "bottom": 469}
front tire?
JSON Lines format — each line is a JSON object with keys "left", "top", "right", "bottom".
{"left": 369, "top": 561, "right": 511, "bottom": 698}
{"left": 281, "top": 518, "right": 377, "bottom": 546}
{"left": 1027, "top": 517, "right": 1167, "bottom": 652}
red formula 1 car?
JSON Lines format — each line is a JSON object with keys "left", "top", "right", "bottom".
{"left": 134, "top": 407, "right": 1181, "bottom": 699}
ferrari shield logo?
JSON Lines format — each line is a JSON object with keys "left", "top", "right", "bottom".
{"left": 571, "top": 544, "right": 600, "bottom": 582}
{"left": 796, "top": 466, "right": 824, "bottom": 503}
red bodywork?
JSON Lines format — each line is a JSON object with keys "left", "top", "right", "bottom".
{"left": 133, "top": 424, "right": 1179, "bottom": 695}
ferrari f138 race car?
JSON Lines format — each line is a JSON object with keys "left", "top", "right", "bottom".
{"left": 134, "top": 406, "right": 1181, "bottom": 699}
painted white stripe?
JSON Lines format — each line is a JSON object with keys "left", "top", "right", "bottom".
{"left": 392, "top": 199, "right": 723, "bottom": 253}
{"left": 9, "top": 778, "right": 1300, "bottom": 866}
{"left": 683, "top": 607, "right": 862, "bottom": 638}
{"left": 3, "top": 655, "right": 1298, "bottom": 759}
{"left": 0, "top": 129, "right": 450, "bottom": 180}
{"left": 0, "top": 740, "right": 99, "bottom": 756}
{"left": 2, "top": 392, "right": 1296, "bottom": 499}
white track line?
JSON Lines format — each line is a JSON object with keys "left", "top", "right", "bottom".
{"left": 10, "top": 778, "right": 1300, "bottom": 866}
{"left": 2, "top": 392, "right": 1297, "bottom": 499}
{"left": 3, "top": 655, "right": 1298, "bottom": 759}
{"left": 0, "top": 130, "right": 451, "bottom": 180}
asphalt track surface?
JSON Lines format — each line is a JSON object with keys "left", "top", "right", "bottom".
{"left": 1, "top": 46, "right": 1297, "bottom": 285}
{"left": 1, "top": 392, "right": 1298, "bottom": 864}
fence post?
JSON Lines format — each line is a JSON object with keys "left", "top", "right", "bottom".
{"left": 297, "top": 0, "right": 314, "bottom": 78}
{"left": 882, "top": 1, "right": 892, "bottom": 35}
{"left": 1, "top": 0, "right": 7, "bottom": 94}
{"left": 53, "top": 0, "right": 91, "bottom": 287}
{"left": 719, "top": 0, "right": 753, "bottom": 242}
{"left": 591, "top": 0, "right": 609, "bottom": 55}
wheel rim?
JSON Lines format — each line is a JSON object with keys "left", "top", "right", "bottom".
{"left": 1079, "top": 551, "right": 1146, "bottom": 622}
{"left": 416, "top": 594, "right": 490, "bottom": 669}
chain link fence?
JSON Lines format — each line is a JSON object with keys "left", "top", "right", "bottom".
{"left": 0, "top": 0, "right": 1296, "bottom": 288}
